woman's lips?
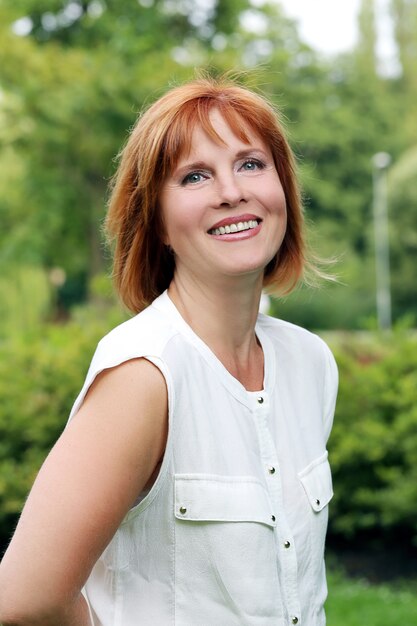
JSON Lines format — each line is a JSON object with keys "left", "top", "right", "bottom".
{"left": 208, "top": 219, "right": 262, "bottom": 241}
{"left": 208, "top": 213, "right": 261, "bottom": 231}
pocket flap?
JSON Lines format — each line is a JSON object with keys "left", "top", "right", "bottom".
{"left": 174, "top": 474, "right": 276, "bottom": 527}
{"left": 298, "top": 452, "right": 333, "bottom": 512}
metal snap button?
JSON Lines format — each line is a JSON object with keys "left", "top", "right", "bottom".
{"left": 268, "top": 466, "right": 276, "bottom": 474}
{"left": 291, "top": 617, "right": 299, "bottom": 624}
{"left": 284, "top": 540, "right": 291, "bottom": 549}
{"left": 179, "top": 506, "right": 187, "bottom": 515}
{"left": 257, "top": 396, "right": 264, "bottom": 404}
{"left": 271, "top": 514, "right": 276, "bottom": 522}
{"left": 315, "top": 499, "right": 321, "bottom": 506}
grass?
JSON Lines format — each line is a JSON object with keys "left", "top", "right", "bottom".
{"left": 326, "top": 570, "right": 417, "bottom": 625}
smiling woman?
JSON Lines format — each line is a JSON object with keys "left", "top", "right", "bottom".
{"left": 0, "top": 75, "right": 338, "bottom": 626}
{"left": 106, "top": 76, "right": 305, "bottom": 313}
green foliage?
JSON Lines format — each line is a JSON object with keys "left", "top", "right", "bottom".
{"left": 327, "top": 330, "right": 417, "bottom": 546}
{"left": 388, "top": 145, "right": 417, "bottom": 319}
{"left": 1, "top": 313, "right": 416, "bottom": 559}
{"left": 0, "top": 302, "right": 126, "bottom": 549}
{"left": 0, "top": 1, "right": 192, "bottom": 289}
{"left": 270, "top": 249, "right": 376, "bottom": 330}
{"left": 0, "top": 0, "right": 416, "bottom": 564}
{"left": 0, "top": 266, "right": 52, "bottom": 338}
{"left": 0, "top": 0, "right": 416, "bottom": 326}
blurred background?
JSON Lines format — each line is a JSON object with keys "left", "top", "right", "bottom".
{"left": 0, "top": 0, "right": 416, "bottom": 622}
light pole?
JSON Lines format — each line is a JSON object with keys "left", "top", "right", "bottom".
{"left": 372, "top": 152, "right": 392, "bottom": 331}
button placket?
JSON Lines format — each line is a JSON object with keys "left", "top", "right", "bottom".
{"left": 258, "top": 405, "right": 302, "bottom": 624}
{"left": 254, "top": 394, "right": 279, "bottom": 485}
{"left": 251, "top": 391, "right": 301, "bottom": 623}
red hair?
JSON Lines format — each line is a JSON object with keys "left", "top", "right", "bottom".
{"left": 106, "top": 76, "right": 306, "bottom": 312}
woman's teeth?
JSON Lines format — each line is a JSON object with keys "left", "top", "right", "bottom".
{"left": 210, "top": 220, "right": 259, "bottom": 236}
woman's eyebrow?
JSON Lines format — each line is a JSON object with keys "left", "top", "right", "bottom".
{"left": 171, "top": 160, "right": 211, "bottom": 180}
{"left": 175, "top": 160, "right": 208, "bottom": 173}
{"left": 175, "top": 148, "right": 269, "bottom": 174}
{"left": 235, "top": 148, "right": 269, "bottom": 159}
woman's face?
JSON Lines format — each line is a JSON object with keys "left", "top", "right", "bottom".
{"left": 159, "top": 109, "right": 287, "bottom": 288}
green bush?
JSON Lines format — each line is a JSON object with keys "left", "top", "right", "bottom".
{"left": 327, "top": 330, "right": 417, "bottom": 548}
{"left": 0, "top": 265, "right": 52, "bottom": 339}
{"left": 0, "top": 303, "right": 125, "bottom": 551}
{"left": 1, "top": 311, "right": 417, "bottom": 559}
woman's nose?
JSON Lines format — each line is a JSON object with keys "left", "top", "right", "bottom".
{"left": 216, "top": 174, "right": 247, "bottom": 208}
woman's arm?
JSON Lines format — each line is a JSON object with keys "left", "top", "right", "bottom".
{"left": 0, "top": 357, "right": 168, "bottom": 625}
{"left": 0, "top": 595, "right": 92, "bottom": 626}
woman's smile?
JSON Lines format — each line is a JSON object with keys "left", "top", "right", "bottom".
{"left": 207, "top": 214, "right": 262, "bottom": 240}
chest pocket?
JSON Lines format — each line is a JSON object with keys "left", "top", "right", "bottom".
{"left": 297, "top": 451, "right": 333, "bottom": 568}
{"left": 174, "top": 474, "right": 276, "bottom": 525}
{"left": 298, "top": 451, "right": 333, "bottom": 512}
{"left": 173, "top": 474, "right": 282, "bottom": 625}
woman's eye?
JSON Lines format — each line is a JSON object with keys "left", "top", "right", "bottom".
{"left": 182, "top": 172, "right": 205, "bottom": 185}
{"left": 241, "top": 159, "right": 264, "bottom": 172}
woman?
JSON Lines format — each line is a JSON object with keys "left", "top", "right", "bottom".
{"left": 0, "top": 76, "right": 338, "bottom": 626}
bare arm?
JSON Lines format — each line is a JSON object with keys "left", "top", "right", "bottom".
{"left": 0, "top": 358, "right": 168, "bottom": 625}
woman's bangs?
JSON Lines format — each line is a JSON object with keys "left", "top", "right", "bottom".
{"left": 162, "top": 105, "right": 199, "bottom": 174}
{"left": 162, "top": 98, "right": 264, "bottom": 176}
{"left": 217, "top": 104, "right": 254, "bottom": 145}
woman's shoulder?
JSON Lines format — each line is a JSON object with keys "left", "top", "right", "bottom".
{"left": 258, "top": 312, "right": 337, "bottom": 369}
{"left": 68, "top": 302, "right": 179, "bottom": 421}
{"left": 258, "top": 313, "right": 326, "bottom": 347}
{"left": 259, "top": 313, "right": 338, "bottom": 406}
{"left": 96, "top": 301, "right": 178, "bottom": 360}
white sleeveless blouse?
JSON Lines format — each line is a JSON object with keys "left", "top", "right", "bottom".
{"left": 68, "top": 291, "right": 338, "bottom": 626}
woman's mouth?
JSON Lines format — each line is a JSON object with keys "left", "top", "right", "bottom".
{"left": 208, "top": 219, "right": 260, "bottom": 236}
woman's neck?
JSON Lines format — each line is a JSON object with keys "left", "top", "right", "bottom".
{"left": 167, "top": 272, "right": 265, "bottom": 391}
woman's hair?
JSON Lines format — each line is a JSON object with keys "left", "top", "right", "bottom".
{"left": 106, "top": 75, "right": 306, "bottom": 313}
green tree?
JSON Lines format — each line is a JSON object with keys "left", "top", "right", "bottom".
{"left": 0, "top": 0, "right": 292, "bottom": 307}
{"left": 390, "top": 0, "right": 417, "bottom": 86}
{"left": 388, "top": 145, "right": 417, "bottom": 320}
{"left": 1, "top": 0, "right": 416, "bottom": 326}
{"left": 356, "top": 0, "right": 377, "bottom": 76}
{"left": 0, "top": 2, "right": 192, "bottom": 302}
{"left": 389, "top": 0, "right": 417, "bottom": 143}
